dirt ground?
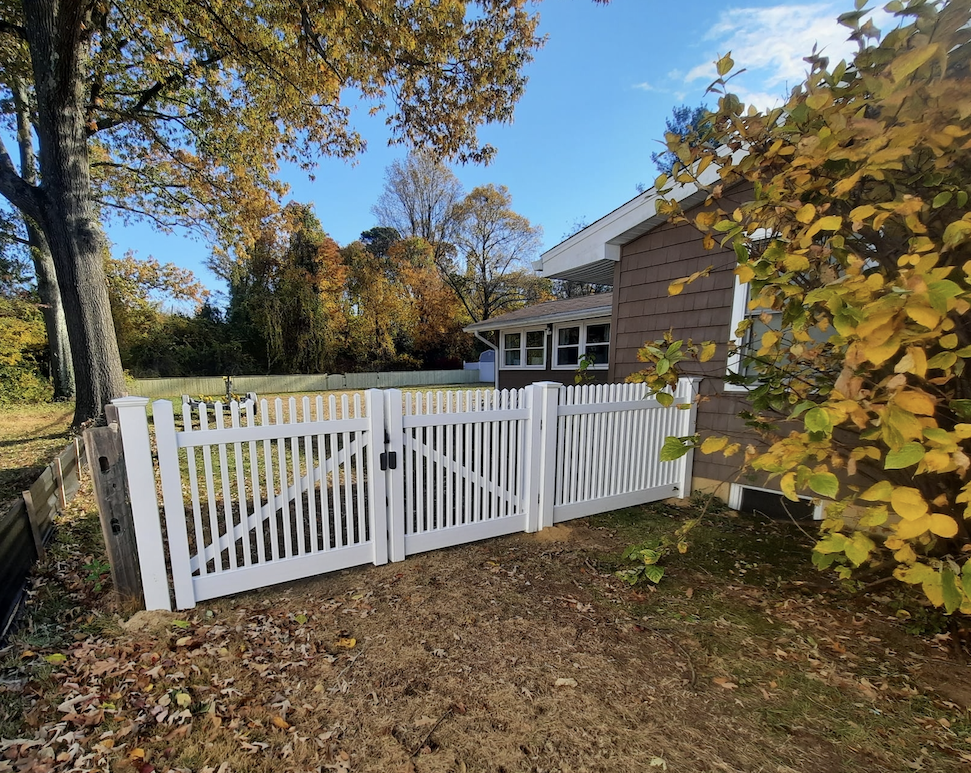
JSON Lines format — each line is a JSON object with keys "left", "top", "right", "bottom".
{"left": 3, "top": 499, "right": 971, "bottom": 773}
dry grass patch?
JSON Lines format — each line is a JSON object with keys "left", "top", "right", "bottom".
{"left": 0, "top": 403, "right": 74, "bottom": 508}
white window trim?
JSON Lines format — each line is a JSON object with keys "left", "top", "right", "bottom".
{"left": 499, "top": 327, "right": 548, "bottom": 370}
{"left": 551, "top": 318, "right": 611, "bottom": 371}
{"left": 729, "top": 483, "right": 824, "bottom": 521}
{"left": 725, "top": 227, "right": 772, "bottom": 393}
{"left": 724, "top": 276, "right": 751, "bottom": 392}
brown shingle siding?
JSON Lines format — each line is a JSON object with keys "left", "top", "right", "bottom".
{"left": 609, "top": 193, "right": 760, "bottom": 493}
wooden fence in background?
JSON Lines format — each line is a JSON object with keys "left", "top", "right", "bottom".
{"left": 130, "top": 369, "right": 485, "bottom": 399}
{"left": 0, "top": 438, "right": 86, "bottom": 639}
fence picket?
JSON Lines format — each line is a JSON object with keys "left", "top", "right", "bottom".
{"left": 272, "top": 400, "right": 291, "bottom": 558}
{"left": 285, "top": 398, "right": 302, "bottom": 556}
{"left": 244, "top": 400, "right": 266, "bottom": 565}
{"left": 353, "top": 393, "right": 367, "bottom": 545}
{"left": 302, "top": 397, "right": 318, "bottom": 554}
{"left": 498, "top": 390, "right": 508, "bottom": 518}
{"left": 213, "top": 406, "right": 237, "bottom": 571}
{"left": 259, "top": 400, "right": 280, "bottom": 561}
{"left": 427, "top": 393, "right": 436, "bottom": 531}
{"left": 198, "top": 404, "right": 223, "bottom": 573}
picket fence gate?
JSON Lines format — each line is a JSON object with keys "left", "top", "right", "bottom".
{"left": 112, "top": 379, "right": 699, "bottom": 611}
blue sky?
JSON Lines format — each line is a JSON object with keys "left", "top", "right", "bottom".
{"left": 103, "top": 0, "right": 892, "bottom": 300}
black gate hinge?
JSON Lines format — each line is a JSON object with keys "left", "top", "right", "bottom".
{"left": 380, "top": 451, "right": 397, "bottom": 471}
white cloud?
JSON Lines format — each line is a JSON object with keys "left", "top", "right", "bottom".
{"left": 684, "top": 3, "right": 897, "bottom": 95}
{"left": 726, "top": 87, "right": 788, "bottom": 111}
{"left": 632, "top": 81, "right": 657, "bottom": 91}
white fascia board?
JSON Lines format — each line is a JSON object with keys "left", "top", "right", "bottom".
{"left": 538, "top": 189, "right": 663, "bottom": 279}
{"left": 463, "top": 306, "right": 612, "bottom": 333}
{"left": 538, "top": 151, "right": 741, "bottom": 281}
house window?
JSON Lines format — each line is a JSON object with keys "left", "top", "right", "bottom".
{"left": 729, "top": 483, "right": 823, "bottom": 520}
{"left": 726, "top": 278, "right": 782, "bottom": 389}
{"left": 554, "top": 321, "right": 610, "bottom": 369}
{"left": 502, "top": 329, "right": 546, "bottom": 368}
{"left": 725, "top": 233, "right": 779, "bottom": 391}
{"left": 556, "top": 326, "right": 580, "bottom": 366}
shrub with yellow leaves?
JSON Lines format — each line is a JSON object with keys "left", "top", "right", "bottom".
{"left": 634, "top": 0, "right": 971, "bottom": 613}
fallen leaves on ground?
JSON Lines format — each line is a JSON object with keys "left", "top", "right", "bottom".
{"left": 3, "top": 505, "right": 971, "bottom": 772}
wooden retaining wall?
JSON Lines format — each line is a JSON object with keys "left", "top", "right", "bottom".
{"left": 0, "top": 438, "right": 85, "bottom": 639}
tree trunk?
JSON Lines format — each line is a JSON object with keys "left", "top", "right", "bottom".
{"left": 25, "top": 0, "right": 125, "bottom": 425}
{"left": 30, "top": 225, "right": 75, "bottom": 400}
{"left": 13, "top": 78, "right": 75, "bottom": 400}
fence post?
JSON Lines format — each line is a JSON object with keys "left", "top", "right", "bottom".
{"left": 84, "top": 421, "right": 143, "bottom": 604}
{"left": 19, "top": 488, "right": 45, "bottom": 560}
{"left": 153, "top": 399, "right": 197, "bottom": 610}
{"left": 74, "top": 437, "right": 83, "bottom": 480}
{"left": 676, "top": 378, "right": 702, "bottom": 499}
{"left": 365, "top": 389, "right": 391, "bottom": 567}
{"left": 526, "top": 382, "right": 560, "bottom": 532}
{"left": 112, "top": 396, "right": 172, "bottom": 611}
{"left": 382, "top": 389, "right": 406, "bottom": 562}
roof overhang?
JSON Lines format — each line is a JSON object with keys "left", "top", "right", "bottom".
{"left": 536, "top": 151, "right": 741, "bottom": 284}
{"left": 463, "top": 303, "right": 612, "bottom": 333}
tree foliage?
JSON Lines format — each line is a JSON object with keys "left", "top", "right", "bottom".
{"left": 0, "top": 0, "right": 548, "bottom": 425}
{"left": 389, "top": 236, "right": 474, "bottom": 366}
{"left": 0, "top": 203, "right": 30, "bottom": 296}
{"left": 370, "top": 151, "right": 466, "bottom": 270}
{"left": 637, "top": 1, "right": 971, "bottom": 613}
{"left": 448, "top": 184, "right": 550, "bottom": 322}
{"left": 0, "top": 296, "right": 52, "bottom": 404}
{"left": 106, "top": 250, "right": 208, "bottom": 374}
{"left": 650, "top": 103, "right": 712, "bottom": 175}
{"left": 341, "top": 233, "right": 473, "bottom": 369}
{"left": 230, "top": 204, "right": 348, "bottom": 374}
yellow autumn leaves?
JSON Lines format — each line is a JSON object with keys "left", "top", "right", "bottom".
{"left": 861, "top": 482, "right": 959, "bottom": 540}
{"left": 636, "top": 2, "right": 971, "bottom": 614}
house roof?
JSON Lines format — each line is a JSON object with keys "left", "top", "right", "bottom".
{"left": 536, "top": 150, "right": 742, "bottom": 285}
{"left": 463, "top": 292, "right": 613, "bottom": 333}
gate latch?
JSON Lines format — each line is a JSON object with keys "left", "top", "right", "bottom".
{"left": 380, "top": 451, "right": 397, "bottom": 471}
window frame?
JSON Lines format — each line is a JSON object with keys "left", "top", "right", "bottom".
{"left": 729, "top": 483, "right": 823, "bottom": 521}
{"left": 551, "top": 318, "right": 611, "bottom": 371}
{"left": 725, "top": 277, "right": 753, "bottom": 392}
{"left": 499, "top": 327, "right": 548, "bottom": 370}
{"left": 725, "top": 230, "right": 775, "bottom": 392}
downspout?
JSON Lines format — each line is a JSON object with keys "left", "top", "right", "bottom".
{"left": 473, "top": 330, "right": 499, "bottom": 390}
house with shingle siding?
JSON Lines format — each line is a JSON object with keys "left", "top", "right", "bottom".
{"left": 468, "top": 176, "right": 818, "bottom": 518}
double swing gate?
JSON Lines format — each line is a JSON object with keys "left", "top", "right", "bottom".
{"left": 113, "top": 380, "right": 698, "bottom": 611}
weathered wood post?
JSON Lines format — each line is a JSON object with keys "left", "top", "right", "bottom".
{"left": 84, "top": 409, "right": 144, "bottom": 605}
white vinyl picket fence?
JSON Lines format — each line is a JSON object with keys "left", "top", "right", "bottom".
{"left": 112, "top": 379, "right": 698, "bottom": 611}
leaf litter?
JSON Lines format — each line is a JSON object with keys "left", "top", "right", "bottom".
{"left": 2, "top": 500, "right": 971, "bottom": 772}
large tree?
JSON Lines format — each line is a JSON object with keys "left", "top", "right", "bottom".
{"left": 641, "top": 2, "right": 971, "bottom": 613}
{"left": 230, "top": 204, "right": 348, "bottom": 374}
{"left": 371, "top": 150, "right": 466, "bottom": 270}
{"left": 649, "top": 103, "right": 711, "bottom": 175}
{"left": 449, "top": 183, "right": 549, "bottom": 322}
{"left": 0, "top": 1, "right": 546, "bottom": 425}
